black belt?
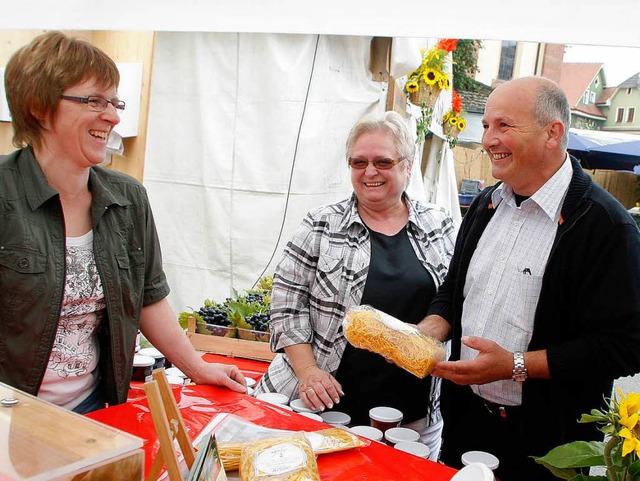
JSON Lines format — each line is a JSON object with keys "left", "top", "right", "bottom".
{"left": 482, "top": 399, "right": 523, "bottom": 419}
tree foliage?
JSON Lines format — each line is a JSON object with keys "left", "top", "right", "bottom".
{"left": 452, "top": 39, "right": 483, "bottom": 92}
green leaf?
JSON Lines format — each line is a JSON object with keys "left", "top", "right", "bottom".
{"left": 532, "top": 460, "right": 578, "bottom": 480}
{"left": 629, "top": 458, "right": 640, "bottom": 477}
{"left": 568, "top": 475, "right": 607, "bottom": 481}
{"left": 534, "top": 441, "right": 606, "bottom": 469}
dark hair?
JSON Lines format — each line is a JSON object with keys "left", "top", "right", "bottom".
{"left": 4, "top": 31, "right": 120, "bottom": 148}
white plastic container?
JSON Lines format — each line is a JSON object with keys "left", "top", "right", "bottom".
{"left": 289, "top": 398, "right": 320, "bottom": 413}
{"left": 320, "top": 411, "right": 351, "bottom": 427}
{"left": 255, "top": 392, "right": 289, "bottom": 406}
{"left": 394, "top": 441, "right": 431, "bottom": 459}
{"left": 349, "top": 425, "right": 383, "bottom": 442}
{"left": 461, "top": 450, "right": 500, "bottom": 471}
{"left": 131, "top": 355, "right": 155, "bottom": 382}
{"left": 384, "top": 427, "right": 420, "bottom": 447}
{"left": 369, "top": 406, "right": 403, "bottom": 432}
{"left": 299, "top": 412, "right": 323, "bottom": 422}
{"left": 138, "top": 347, "right": 166, "bottom": 370}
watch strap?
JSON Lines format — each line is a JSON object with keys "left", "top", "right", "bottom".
{"left": 512, "top": 350, "right": 528, "bottom": 382}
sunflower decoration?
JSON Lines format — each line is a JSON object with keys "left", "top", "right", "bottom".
{"left": 441, "top": 89, "right": 467, "bottom": 148}
{"left": 404, "top": 38, "right": 458, "bottom": 144}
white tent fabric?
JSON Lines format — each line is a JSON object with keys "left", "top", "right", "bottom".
{"left": 144, "top": 32, "right": 439, "bottom": 312}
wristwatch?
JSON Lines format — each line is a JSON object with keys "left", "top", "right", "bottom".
{"left": 512, "top": 351, "right": 528, "bottom": 382}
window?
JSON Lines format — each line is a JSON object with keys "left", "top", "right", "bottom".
{"left": 628, "top": 88, "right": 633, "bottom": 95}
{"left": 590, "top": 91, "right": 596, "bottom": 103}
{"left": 628, "top": 107, "right": 636, "bottom": 123}
{"left": 497, "top": 41, "right": 517, "bottom": 81}
{"left": 594, "top": 78, "right": 599, "bottom": 86}
{"left": 583, "top": 91, "right": 590, "bottom": 104}
{"left": 616, "top": 107, "right": 625, "bottom": 123}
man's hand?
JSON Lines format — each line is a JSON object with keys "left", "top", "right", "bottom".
{"left": 431, "top": 336, "right": 512, "bottom": 385}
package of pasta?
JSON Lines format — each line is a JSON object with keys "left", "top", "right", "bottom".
{"left": 306, "top": 427, "right": 367, "bottom": 454}
{"left": 238, "top": 433, "right": 321, "bottom": 481}
{"left": 342, "top": 305, "right": 445, "bottom": 378}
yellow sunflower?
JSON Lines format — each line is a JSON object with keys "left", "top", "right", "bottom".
{"left": 423, "top": 69, "right": 438, "bottom": 85}
{"left": 405, "top": 80, "right": 420, "bottom": 94}
{"left": 457, "top": 118, "right": 467, "bottom": 131}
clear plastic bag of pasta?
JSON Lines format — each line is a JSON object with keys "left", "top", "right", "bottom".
{"left": 239, "top": 433, "right": 321, "bottom": 481}
{"left": 342, "top": 305, "right": 445, "bottom": 378}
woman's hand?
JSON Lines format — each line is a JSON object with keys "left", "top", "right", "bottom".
{"left": 297, "top": 365, "right": 344, "bottom": 411}
{"left": 190, "top": 362, "right": 247, "bottom": 393}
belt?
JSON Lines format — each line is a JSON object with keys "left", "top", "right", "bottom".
{"left": 482, "top": 399, "right": 523, "bottom": 419}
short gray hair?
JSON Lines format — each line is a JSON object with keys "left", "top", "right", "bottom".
{"left": 534, "top": 80, "right": 571, "bottom": 150}
{"left": 345, "top": 111, "right": 415, "bottom": 161}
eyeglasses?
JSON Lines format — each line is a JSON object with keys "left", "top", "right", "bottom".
{"left": 60, "top": 95, "right": 126, "bottom": 112}
{"left": 348, "top": 157, "right": 405, "bottom": 170}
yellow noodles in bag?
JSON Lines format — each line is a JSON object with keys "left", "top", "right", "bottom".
{"left": 343, "top": 305, "right": 445, "bottom": 378}
{"left": 219, "top": 427, "right": 366, "bottom": 471}
{"left": 239, "top": 434, "right": 320, "bottom": 481}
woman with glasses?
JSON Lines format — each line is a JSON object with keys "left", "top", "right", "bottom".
{"left": 0, "top": 31, "right": 246, "bottom": 414}
{"left": 254, "top": 111, "right": 456, "bottom": 459}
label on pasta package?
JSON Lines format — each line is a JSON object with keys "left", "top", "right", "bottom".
{"left": 254, "top": 443, "right": 307, "bottom": 476}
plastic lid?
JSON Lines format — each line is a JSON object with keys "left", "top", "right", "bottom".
{"left": 255, "top": 392, "right": 289, "bottom": 405}
{"left": 244, "top": 377, "right": 257, "bottom": 388}
{"left": 369, "top": 406, "right": 403, "bottom": 423}
{"left": 461, "top": 451, "right": 500, "bottom": 470}
{"left": 349, "top": 425, "right": 383, "bottom": 442}
{"left": 320, "top": 411, "right": 351, "bottom": 426}
{"left": 394, "top": 441, "right": 431, "bottom": 458}
{"left": 132, "top": 354, "right": 155, "bottom": 367}
{"left": 384, "top": 427, "right": 420, "bottom": 444}
{"left": 138, "top": 347, "right": 164, "bottom": 359}
{"left": 289, "top": 398, "right": 320, "bottom": 413}
{"left": 165, "top": 375, "right": 184, "bottom": 385}
{"left": 165, "top": 367, "right": 187, "bottom": 378}
{"left": 299, "top": 412, "right": 323, "bottom": 422}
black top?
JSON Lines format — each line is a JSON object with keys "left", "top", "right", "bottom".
{"left": 335, "top": 225, "right": 436, "bottom": 425}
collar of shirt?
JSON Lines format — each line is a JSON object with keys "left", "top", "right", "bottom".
{"left": 341, "top": 192, "right": 422, "bottom": 232}
{"left": 490, "top": 154, "right": 573, "bottom": 223}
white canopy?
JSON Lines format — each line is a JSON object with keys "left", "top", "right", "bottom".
{"left": 2, "top": 0, "right": 640, "bottom": 48}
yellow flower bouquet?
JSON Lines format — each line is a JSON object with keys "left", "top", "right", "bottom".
{"left": 405, "top": 38, "right": 458, "bottom": 144}
{"left": 534, "top": 389, "right": 640, "bottom": 480}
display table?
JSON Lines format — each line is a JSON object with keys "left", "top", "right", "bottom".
{"left": 87, "top": 354, "right": 457, "bottom": 481}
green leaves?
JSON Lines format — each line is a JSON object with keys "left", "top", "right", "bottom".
{"left": 534, "top": 441, "right": 606, "bottom": 470}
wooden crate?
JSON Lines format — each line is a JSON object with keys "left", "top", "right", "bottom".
{"left": 186, "top": 317, "right": 275, "bottom": 362}
{"left": 0, "top": 382, "right": 144, "bottom": 480}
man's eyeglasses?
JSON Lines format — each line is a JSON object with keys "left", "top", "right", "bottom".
{"left": 348, "top": 157, "right": 405, "bottom": 170}
{"left": 60, "top": 95, "right": 126, "bottom": 112}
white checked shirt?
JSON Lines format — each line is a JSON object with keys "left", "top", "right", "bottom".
{"left": 461, "top": 156, "right": 572, "bottom": 406}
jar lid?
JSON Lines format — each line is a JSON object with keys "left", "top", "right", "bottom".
{"left": 461, "top": 451, "right": 500, "bottom": 470}
{"left": 299, "top": 412, "right": 323, "bottom": 422}
{"left": 255, "top": 392, "right": 289, "bottom": 405}
{"left": 289, "top": 398, "right": 319, "bottom": 413}
{"left": 320, "top": 411, "right": 351, "bottom": 426}
{"left": 369, "top": 406, "right": 403, "bottom": 423}
{"left": 133, "top": 354, "right": 155, "bottom": 367}
{"left": 138, "top": 347, "right": 164, "bottom": 359}
{"left": 394, "top": 441, "right": 431, "bottom": 458}
{"left": 349, "top": 425, "right": 383, "bottom": 442}
{"left": 384, "top": 427, "right": 420, "bottom": 444}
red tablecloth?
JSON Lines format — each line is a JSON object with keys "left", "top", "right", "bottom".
{"left": 88, "top": 355, "right": 457, "bottom": 481}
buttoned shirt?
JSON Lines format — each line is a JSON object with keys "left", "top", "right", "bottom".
{"left": 461, "top": 156, "right": 572, "bottom": 405}
{"left": 255, "top": 193, "right": 456, "bottom": 419}
{"left": 0, "top": 147, "right": 170, "bottom": 405}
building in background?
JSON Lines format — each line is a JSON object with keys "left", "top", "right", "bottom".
{"left": 598, "top": 72, "right": 640, "bottom": 134}
{"left": 559, "top": 63, "right": 607, "bottom": 130}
